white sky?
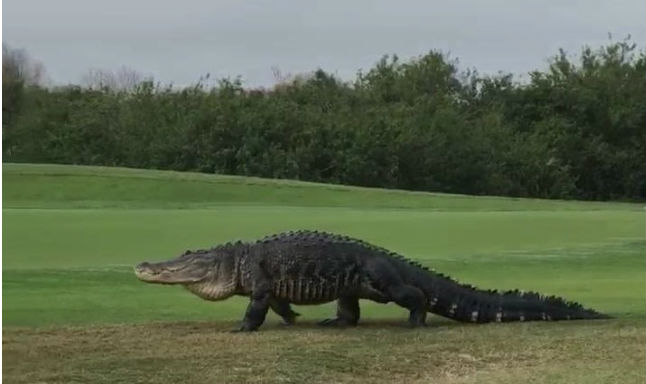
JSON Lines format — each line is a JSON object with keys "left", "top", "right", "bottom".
{"left": 3, "top": 0, "right": 645, "bottom": 88}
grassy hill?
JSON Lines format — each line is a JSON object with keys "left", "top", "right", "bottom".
{"left": 2, "top": 163, "right": 645, "bottom": 383}
{"left": 4, "top": 163, "right": 641, "bottom": 210}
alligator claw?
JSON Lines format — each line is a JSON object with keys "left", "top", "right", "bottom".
{"left": 231, "top": 324, "right": 258, "bottom": 333}
{"left": 279, "top": 311, "right": 300, "bottom": 326}
{"left": 405, "top": 321, "right": 428, "bottom": 328}
{"left": 318, "top": 318, "right": 336, "bottom": 326}
{"left": 318, "top": 318, "right": 356, "bottom": 327}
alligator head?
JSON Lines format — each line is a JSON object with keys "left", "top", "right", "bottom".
{"left": 134, "top": 249, "right": 238, "bottom": 300}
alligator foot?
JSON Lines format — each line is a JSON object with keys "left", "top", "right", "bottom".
{"left": 318, "top": 318, "right": 358, "bottom": 327}
{"left": 405, "top": 313, "right": 428, "bottom": 328}
{"left": 231, "top": 323, "right": 259, "bottom": 333}
{"left": 404, "top": 321, "right": 428, "bottom": 328}
{"left": 280, "top": 311, "right": 301, "bottom": 326}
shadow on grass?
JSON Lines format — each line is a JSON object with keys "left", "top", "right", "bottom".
{"left": 143, "top": 316, "right": 617, "bottom": 334}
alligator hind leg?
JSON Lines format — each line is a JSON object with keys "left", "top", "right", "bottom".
{"left": 269, "top": 297, "right": 300, "bottom": 325}
{"left": 319, "top": 296, "right": 360, "bottom": 327}
{"left": 364, "top": 258, "right": 427, "bottom": 327}
{"left": 387, "top": 285, "right": 427, "bottom": 327}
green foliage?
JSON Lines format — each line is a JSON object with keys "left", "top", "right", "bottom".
{"left": 3, "top": 41, "right": 645, "bottom": 200}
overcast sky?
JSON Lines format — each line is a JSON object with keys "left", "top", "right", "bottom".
{"left": 3, "top": 0, "right": 645, "bottom": 88}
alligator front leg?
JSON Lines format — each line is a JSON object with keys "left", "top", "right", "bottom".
{"left": 269, "top": 297, "right": 300, "bottom": 325}
{"left": 235, "top": 260, "right": 275, "bottom": 332}
{"left": 237, "top": 290, "right": 271, "bottom": 332}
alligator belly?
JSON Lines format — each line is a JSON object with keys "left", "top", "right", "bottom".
{"left": 272, "top": 279, "right": 342, "bottom": 304}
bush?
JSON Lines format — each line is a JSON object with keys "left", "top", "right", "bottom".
{"left": 3, "top": 41, "right": 644, "bottom": 201}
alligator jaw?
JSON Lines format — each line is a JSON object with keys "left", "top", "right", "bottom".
{"left": 134, "top": 262, "right": 206, "bottom": 284}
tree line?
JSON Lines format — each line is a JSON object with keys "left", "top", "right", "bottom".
{"left": 3, "top": 40, "right": 645, "bottom": 201}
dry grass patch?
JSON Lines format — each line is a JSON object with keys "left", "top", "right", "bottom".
{"left": 3, "top": 319, "right": 644, "bottom": 384}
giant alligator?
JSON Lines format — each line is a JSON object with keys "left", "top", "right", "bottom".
{"left": 135, "top": 230, "right": 609, "bottom": 331}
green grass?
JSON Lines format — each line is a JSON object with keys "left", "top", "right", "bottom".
{"left": 4, "top": 163, "right": 640, "bottom": 210}
{"left": 2, "top": 163, "right": 645, "bottom": 383}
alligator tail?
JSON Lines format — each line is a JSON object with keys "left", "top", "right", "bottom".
{"left": 420, "top": 273, "right": 610, "bottom": 323}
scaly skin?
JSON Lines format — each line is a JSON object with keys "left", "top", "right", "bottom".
{"left": 135, "top": 230, "right": 609, "bottom": 331}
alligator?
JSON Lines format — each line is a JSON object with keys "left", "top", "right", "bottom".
{"left": 134, "top": 230, "right": 609, "bottom": 331}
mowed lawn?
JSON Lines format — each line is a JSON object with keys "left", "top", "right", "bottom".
{"left": 2, "top": 163, "right": 645, "bottom": 383}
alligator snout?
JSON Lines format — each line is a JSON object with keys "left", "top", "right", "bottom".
{"left": 135, "top": 262, "right": 153, "bottom": 274}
